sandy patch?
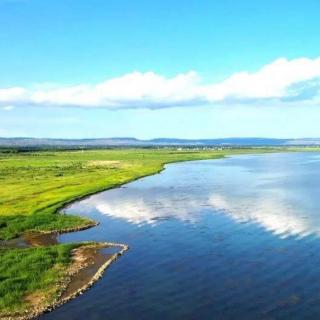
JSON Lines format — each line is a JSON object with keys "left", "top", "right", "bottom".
{"left": 86, "top": 160, "right": 122, "bottom": 168}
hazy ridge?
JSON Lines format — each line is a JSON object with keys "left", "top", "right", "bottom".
{"left": 1, "top": 137, "right": 320, "bottom": 147}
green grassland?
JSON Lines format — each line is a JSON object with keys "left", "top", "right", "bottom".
{"left": 0, "top": 147, "right": 318, "bottom": 315}
{"left": 0, "top": 147, "right": 283, "bottom": 240}
{"left": 0, "top": 243, "right": 80, "bottom": 314}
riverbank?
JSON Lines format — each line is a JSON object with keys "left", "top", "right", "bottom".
{"left": 1, "top": 242, "right": 128, "bottom": 320}
{"left": 0, "top": 147, "right": 317, "bottom": 318}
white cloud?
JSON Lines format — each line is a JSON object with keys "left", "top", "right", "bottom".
{"left": 205, "top": 57, "right": 320, "bottom": 101}
{"left": 2, "top": 105, "right": 15, "bottom": 111}
{"left": 0, "top": 87, "right": 26, "bottom": 102}
{"left": 1, "top": 57, "right": 320, "bottom": 109}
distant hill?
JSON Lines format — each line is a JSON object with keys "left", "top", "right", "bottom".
{"left": 1, "top": 137, "right": 320, "bottom": 148}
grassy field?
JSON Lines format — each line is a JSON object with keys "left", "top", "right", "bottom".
{"left": 0, "top": 147, "right": 316, "bottom": 316}
{"left": 0, "top": 147, "right": 285, "bottom": 240}
{"left": 0, "top": 243, "right": 80, "bottom": 314}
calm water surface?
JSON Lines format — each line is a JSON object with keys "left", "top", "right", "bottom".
{"left": 42, "top": 153, "right": 320, "bottom": 320}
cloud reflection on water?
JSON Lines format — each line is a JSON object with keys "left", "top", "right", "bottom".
{"left": 69, "top": 154, "right": 320, "bottom": 239}
{"left": 209, "top": 194, "right": 316, "bottom": 238}
{"left": 78, "top": 189, "right": 205, "bottom": 225}
{"left": 75, "top": 188, "right": 320, "bottom": 239}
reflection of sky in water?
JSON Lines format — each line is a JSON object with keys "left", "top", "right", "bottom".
{"left": 68, "top": 152, "right": 320, "bottom": 239}
{"left": 51, "top": 152, "right": 320, "bottom": 320}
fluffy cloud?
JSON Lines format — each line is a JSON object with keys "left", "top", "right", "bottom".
{"left": 205, "top": 57, "right": 320, "bottom": 102}
{"left": 1, "top": 57, "right": 320, "bottom": 109}
{"left": 1, "top": 105, "right": 15, "bottom": 111}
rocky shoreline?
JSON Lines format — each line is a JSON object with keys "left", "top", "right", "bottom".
{"left": 1, "top": 242, "right": 129, "bottom": 320}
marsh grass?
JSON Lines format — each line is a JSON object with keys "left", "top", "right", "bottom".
{"left": 0, "top": 214, "right": 92, "bottom": 240}
{"left": 0, "top": 243, "right": 80, "bottom": 314}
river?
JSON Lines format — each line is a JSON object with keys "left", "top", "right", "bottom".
{"left": 42, "top": 152, "right": 320, "bottom": 319}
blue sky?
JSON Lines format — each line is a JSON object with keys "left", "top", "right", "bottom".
{"left": 1, "top": 0, "right": 320, "bottom": 138}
